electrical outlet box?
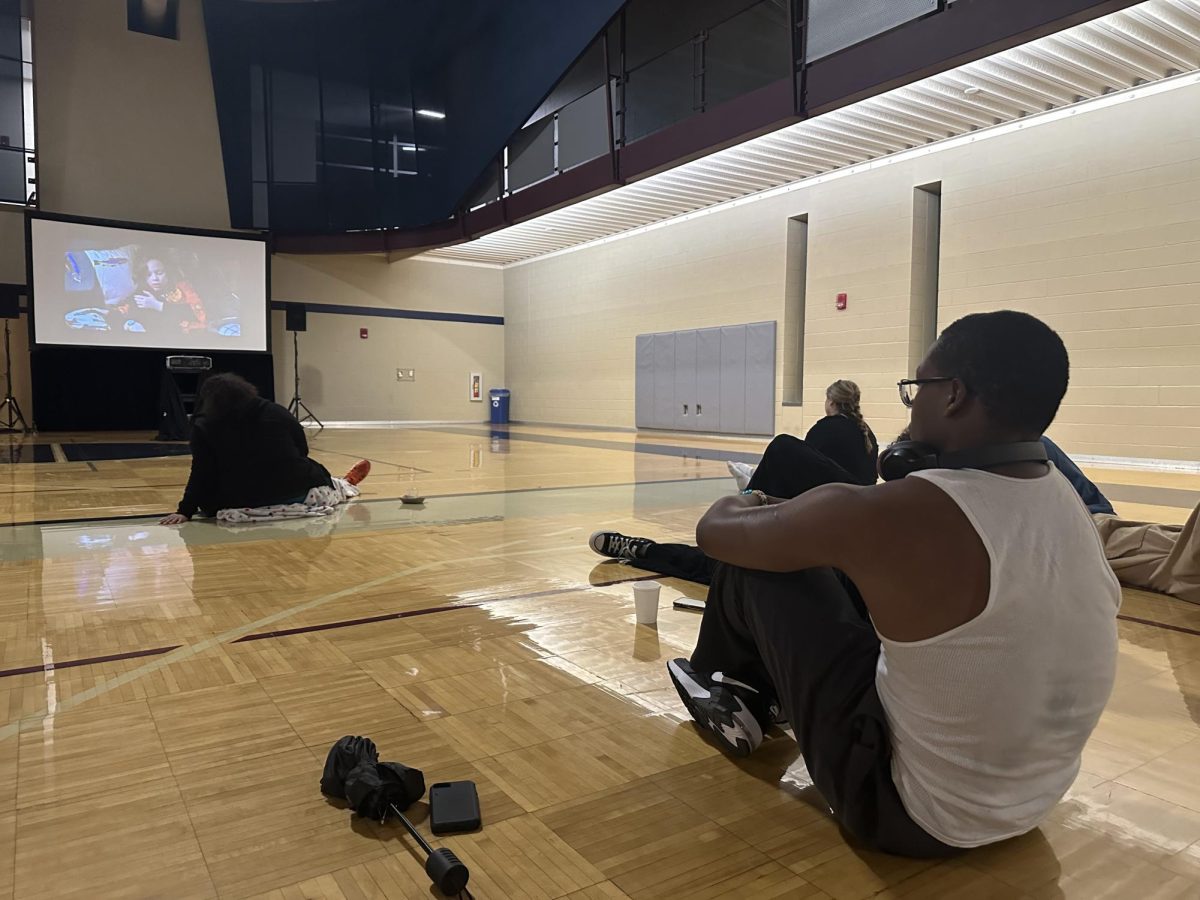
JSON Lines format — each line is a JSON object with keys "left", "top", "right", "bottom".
{"left": 396, "top": 368, "right": 415, "bottom": 382}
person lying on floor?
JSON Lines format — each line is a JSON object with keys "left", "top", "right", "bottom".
{"left": 160, "top": 373, "right": 371, "bottom": 526}
{"left": 593, "top": 430, "right": 1200, "bottom": 605}
{"left": 666, "top": 310, "right": 1119, "bottom": 857}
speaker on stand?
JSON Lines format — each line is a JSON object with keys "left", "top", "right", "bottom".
{"left": 0, "top": 285, "right": 29, "bottom": 434}
{"left": 285, "top": 304, "right": 322, "bottom": 430}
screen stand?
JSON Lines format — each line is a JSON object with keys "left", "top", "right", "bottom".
{"left": 286, "top": 329, "right": 322, "bottom": 431}
{"left": 0, "top": 318, "right": 29, "bottom": 434}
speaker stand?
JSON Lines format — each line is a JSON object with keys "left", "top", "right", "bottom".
{"left": 0, "top": 318, "right": 29, "bottom": 434}
{"left": 286, "top": 329, "right": 322, "bottom": 431}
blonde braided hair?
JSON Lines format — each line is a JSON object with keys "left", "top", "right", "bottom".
{"left": 826, "top": 379, "right": 873, "bottom": 453}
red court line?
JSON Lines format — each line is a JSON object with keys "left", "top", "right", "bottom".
{"left": 0, "top": 645, "right": 179, "bottom": 680}
{"left": 1117, "top": 614, "right": 1200, "bottom": 638}
{"left": 231, "top": 573, "right": 662, "bottom": 643}
{"left": 11, "top": 581, "right": 1191, "bottom": 682}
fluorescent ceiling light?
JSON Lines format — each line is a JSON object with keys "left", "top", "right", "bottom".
{"left": 416, "top": 109, "right": 446, "bottom": 120}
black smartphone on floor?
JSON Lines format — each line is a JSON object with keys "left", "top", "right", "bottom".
{"left": 429, "top": 780, "right": 481, "bottom": 834}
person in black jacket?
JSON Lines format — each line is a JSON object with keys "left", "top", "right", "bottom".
{"left": 589, "top": 380, "right": 878, "bottom": 583}
{"left": 160, "top": 373, "right": 369, "bottom": 525}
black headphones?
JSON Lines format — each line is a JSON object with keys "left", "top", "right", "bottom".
{"left": 877, "top": 440, "right": 1048, "bottom": 482}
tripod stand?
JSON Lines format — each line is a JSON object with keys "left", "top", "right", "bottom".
{"left": 286, "top": 329, "right": 322, "bottom": 430}
{"left": 0, "top": 318, "right": 29, "bottom": 434}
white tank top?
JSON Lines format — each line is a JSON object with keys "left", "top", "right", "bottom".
{"left": 877, "top": 466, "right": 1119, "bottom": 848}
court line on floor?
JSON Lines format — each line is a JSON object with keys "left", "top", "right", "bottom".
{"left": 0, "top": 541, "right": 619, "bottom": 740}
{"left": 313, "top": 446, "right": 432, "bottom": 475}
{"left": 232, "top": 574, "right": 659, "bottom": 643}
{"left": 0, "top": 475, "right": 728, "bottom": 528}
{"left": 1100, "top": 482, "right": 1200, "bottom": 511}
{"left": 0, "top": 645, "right": 178, "bottom": 679}
{"left": 0, "top": 573, "right": 659, "bottom": 680}
{"left": 1117, "top": 613, "right": 1200, "bottom": 638}
{"left": 429, "top": 425, "right": 767, "bottom": 464}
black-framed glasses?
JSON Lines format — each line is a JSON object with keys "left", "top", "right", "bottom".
{"left": 897, "top": 377, "right": 955, "bottom": 408}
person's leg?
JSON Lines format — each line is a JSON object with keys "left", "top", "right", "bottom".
{"left": 636, "top": 542, "right": 718, "bottom": 584}
{"left": 589, "top": 533, "right": 718, "bottom": 585}
{"left": 675, "top": 563, "right": 955, "bottom": 857}
{"left": 748, "top": 433, "right": 860, "bottom": 498}
{"left": 1097, "top": 505, "right": 1200, "bottom": 604}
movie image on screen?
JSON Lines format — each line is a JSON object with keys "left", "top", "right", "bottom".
{"left": 30, "top": 216, "right": 268, "bottom": 352}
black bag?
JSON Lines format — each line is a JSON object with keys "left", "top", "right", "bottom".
{"left": 320, "top": 735, "right": 379, "bottom": 799}
{"left": 344, "top": 761, "right": 427, "bottom": 821}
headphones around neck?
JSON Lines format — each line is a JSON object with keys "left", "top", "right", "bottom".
{"left": 877, "top": 440, "right": 1048, "bottom": 482}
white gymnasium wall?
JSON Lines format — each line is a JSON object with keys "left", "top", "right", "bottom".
{"left": 271, "top": 255, "right": 504, "bottom": 422}
{"left": 504, "top": 79, "right": 1200, "bottom": 462}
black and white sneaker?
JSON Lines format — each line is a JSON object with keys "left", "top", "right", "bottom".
{"left": 667, "top": 658, "right": 765, "bottom": 757}
{"left": 589, "top": 531, "right": 655, "bottom": 560}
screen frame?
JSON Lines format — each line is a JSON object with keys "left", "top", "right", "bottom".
{"left": 25, "top": 210, "right": 272, "bottom": 355}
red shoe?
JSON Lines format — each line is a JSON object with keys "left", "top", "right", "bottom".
{"left": 344, "top": 459, "right": 371, "bottom": 486}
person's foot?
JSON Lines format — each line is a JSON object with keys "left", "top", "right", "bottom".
{"left": 667, "top": 658, "right": 765, "bottom": 757}
{"left": 727, "top": 461, "right": 756, "bottom": 491}
{"left": 589, "top": 531, "right": 654, "bottom": 560}
{"left": 344, "top": 459, "right": 371, "bottom": 486}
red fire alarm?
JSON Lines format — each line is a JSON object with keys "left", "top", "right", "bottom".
{"left": 360, "top": 327, "right": 369, "bottom": 339}
{"left": 836, "top": 293, "right": 848, "bottom": 310}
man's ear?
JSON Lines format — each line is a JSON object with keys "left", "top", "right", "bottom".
{"left": 945, "top": 377, "right": 970, "bottom": 416}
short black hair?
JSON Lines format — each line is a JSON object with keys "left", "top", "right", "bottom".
{"left": 926, "top": 310, "right": 1068, "bottom": 434}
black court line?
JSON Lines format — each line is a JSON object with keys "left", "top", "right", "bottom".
{"left": 0, "top": 475, "right": 728, "bottom": 528}
{"left": 313, "top": 446, "right": 432, "bottom": 475}
{"left": 429, "top": 425, "right": 767, "bottom": 464}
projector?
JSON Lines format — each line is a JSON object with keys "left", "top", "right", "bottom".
{"left": 166, "top": 355, "right": 213, "bottom": 372}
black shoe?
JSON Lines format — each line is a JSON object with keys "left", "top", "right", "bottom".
{"left": 667, "top": 658, "right": 765, "bottom": 757}
{"left": 589, "top": 530, "right": 655, "bottom": 560}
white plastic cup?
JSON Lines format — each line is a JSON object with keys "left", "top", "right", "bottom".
{"left": 633, "top": 581, "right": 661, "bottom": 625}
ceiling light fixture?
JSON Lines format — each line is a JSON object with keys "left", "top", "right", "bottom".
{"left": 416, "top": 109, "right": 446, "bottom": 120}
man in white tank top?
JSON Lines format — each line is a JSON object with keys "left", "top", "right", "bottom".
{"left": 668, "top": 310, "right": 1120, "bottom": 855}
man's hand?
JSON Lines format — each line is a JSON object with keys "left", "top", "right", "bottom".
{"left": 159, "top": 513, "right": 189, "bottom": 526}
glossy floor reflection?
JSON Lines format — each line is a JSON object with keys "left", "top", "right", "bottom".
{"left": 2, "top": 426, "right": 1200, "bottom": 898}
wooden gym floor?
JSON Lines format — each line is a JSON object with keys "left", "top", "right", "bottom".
{"left": 2, "top": 424, "right": 1200, "bottom": 899}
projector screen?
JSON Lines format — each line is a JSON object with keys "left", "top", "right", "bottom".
{"left": 29, "top": 215, "right": 269, "bottom": 352}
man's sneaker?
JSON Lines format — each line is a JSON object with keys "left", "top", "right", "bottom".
{"left": 727, "top": 461, "right": 757, "bottom": 491}
{"left": 667, "top": 658, "right": 764, "bottom": 757}
{"left": 344, "top": 459, "right": 371, "bottom": 486}
{"left": 589, "top": 531, "right": 655, "bottom": 560}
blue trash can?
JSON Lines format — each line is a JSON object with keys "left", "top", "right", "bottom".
{"left": 489, "top": 388, "right": 511, "bottom": 425}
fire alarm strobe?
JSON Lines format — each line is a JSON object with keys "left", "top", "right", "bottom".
{"left": 166, "top": 355, "right": 213, "bottom": 372}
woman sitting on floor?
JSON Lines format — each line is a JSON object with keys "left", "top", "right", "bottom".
{"left": 160, "top": 373, "right": 370, "bottom": 525}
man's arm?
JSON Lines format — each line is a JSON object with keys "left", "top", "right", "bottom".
{"left": 696, "top": 483, "right": 868, "bottom": 573}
